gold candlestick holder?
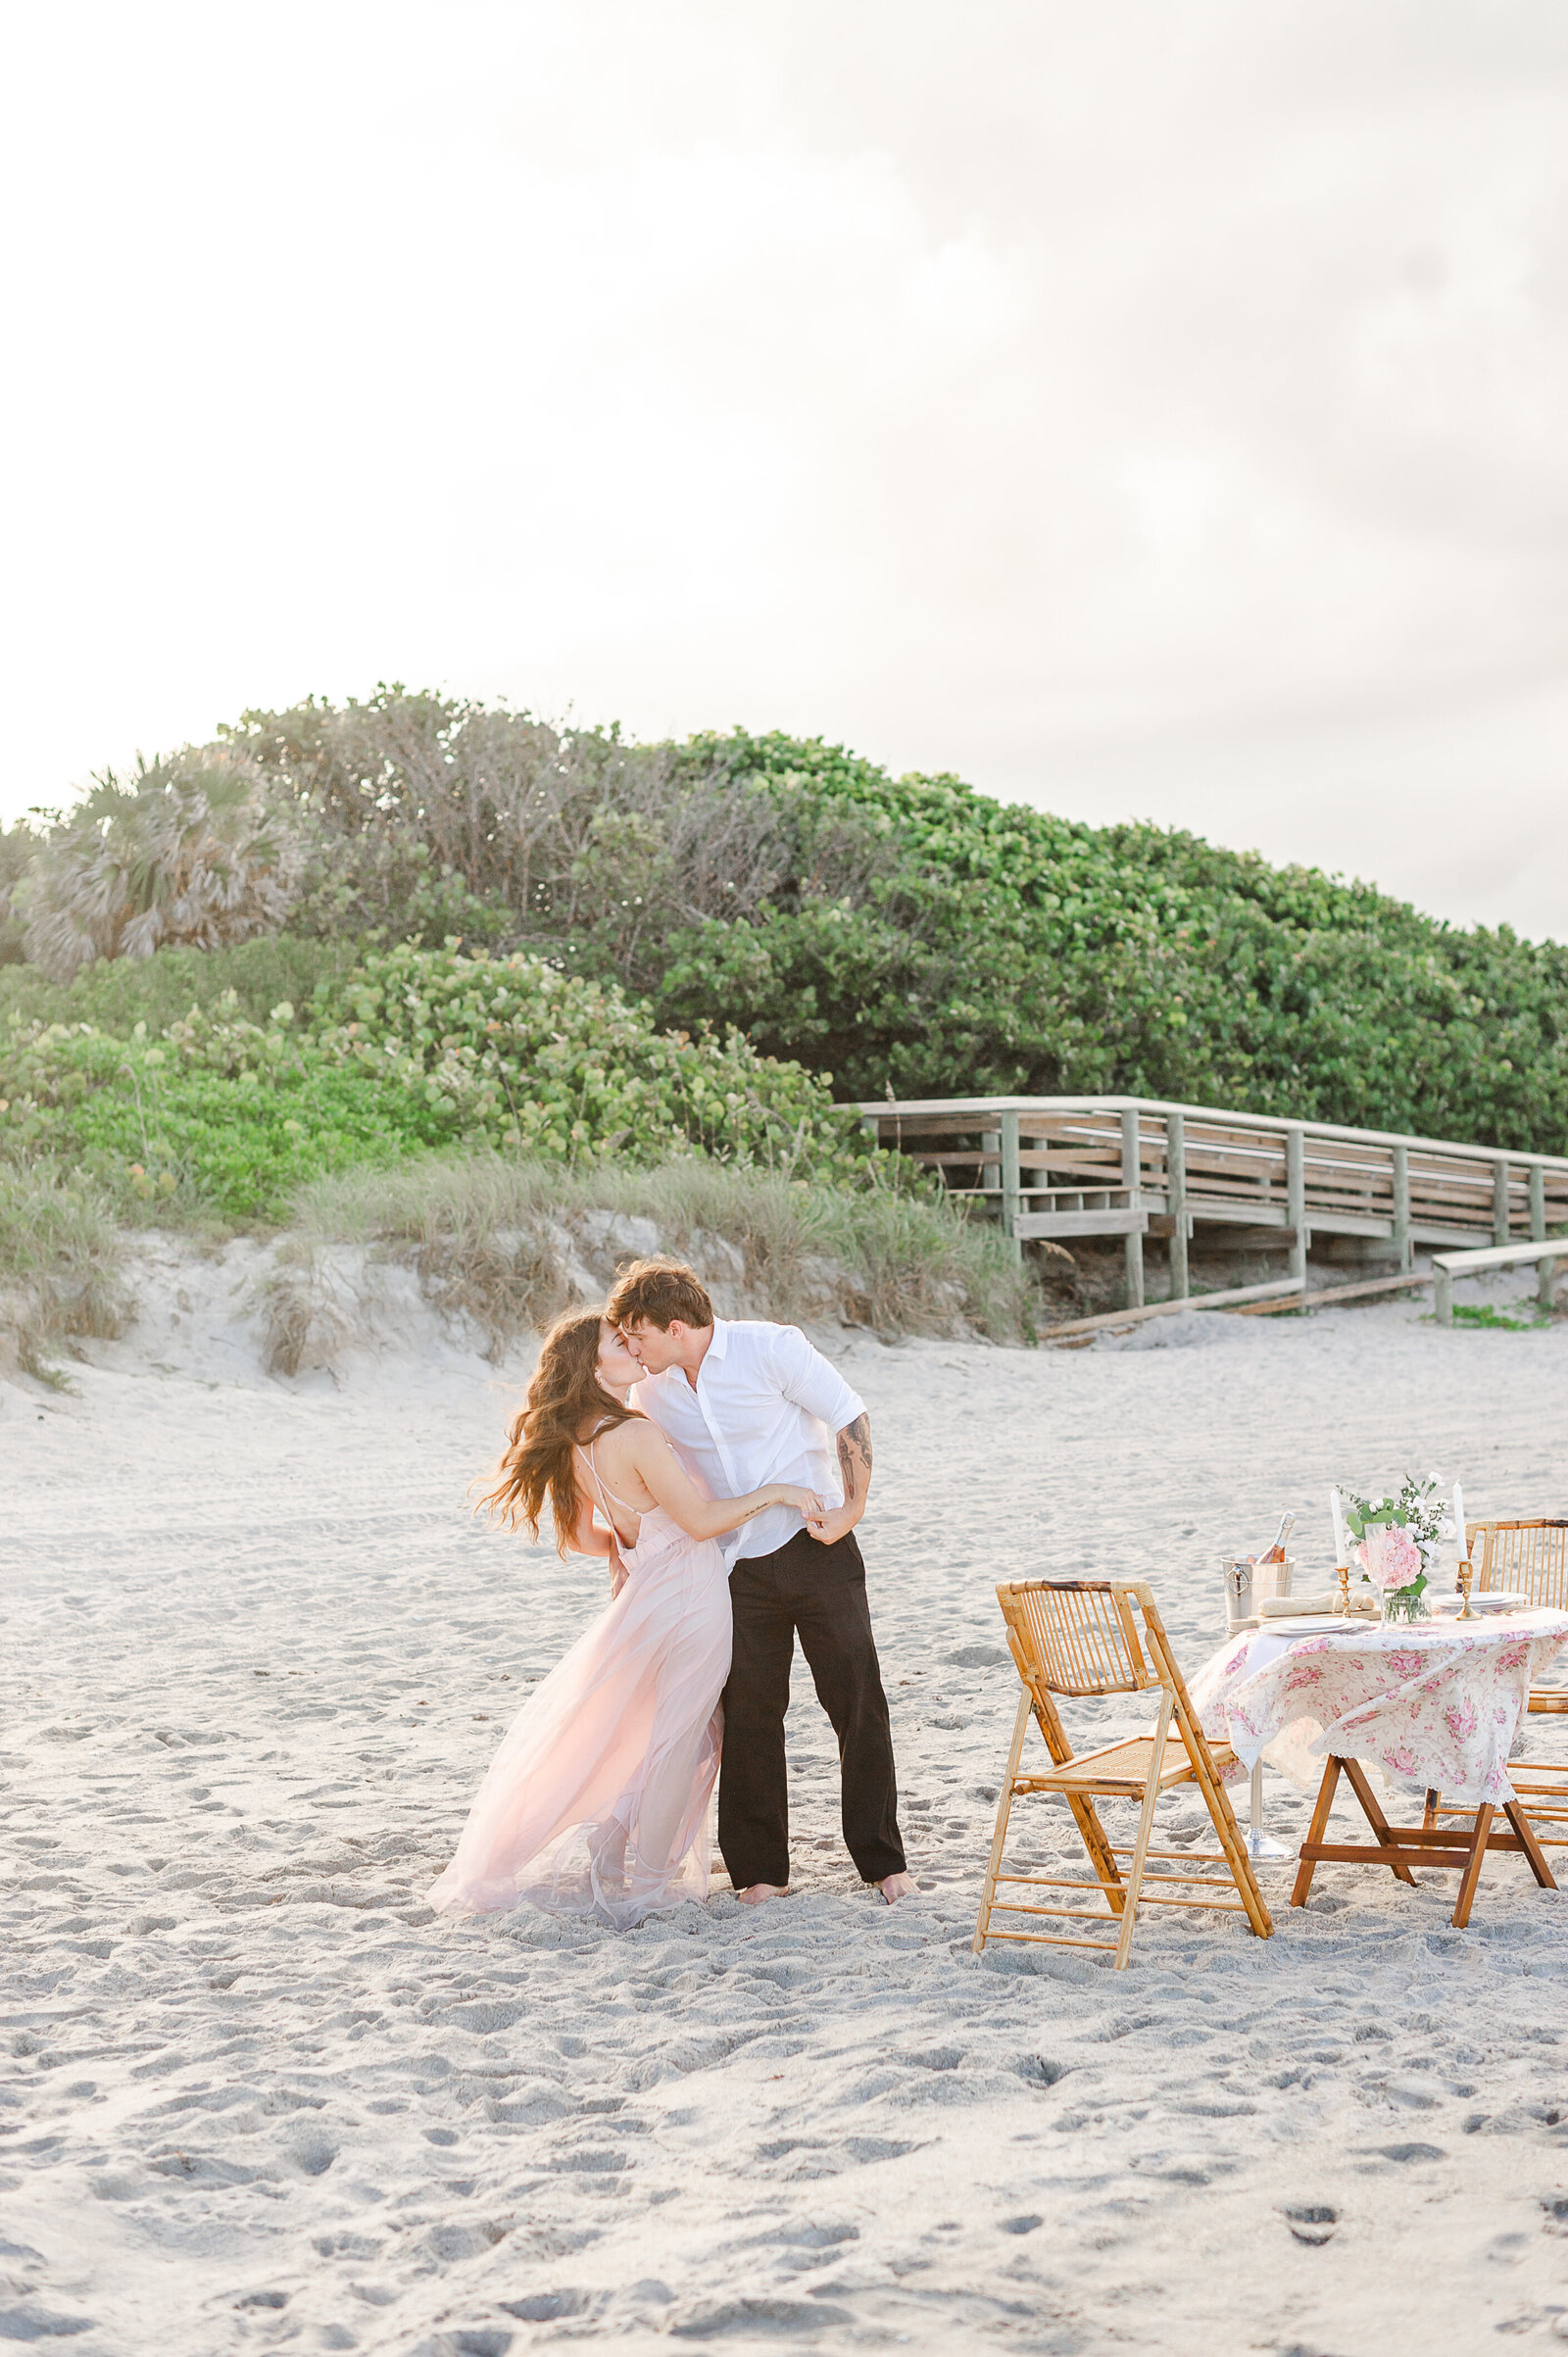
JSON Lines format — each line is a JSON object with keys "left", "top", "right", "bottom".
{"left": 1336, "top": 1564, "right": 1350, "bottom": 1616}
{"left": 1457, "top": 1558, "right": 1476, "bottom": 1619}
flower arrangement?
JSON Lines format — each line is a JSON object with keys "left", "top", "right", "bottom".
{"left": 1342, "top": 1473, "right": 1456, "bottom": 1623}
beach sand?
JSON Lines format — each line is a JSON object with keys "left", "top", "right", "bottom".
{"left": 4, "top": 1248, "right": 1568, "bottom": 2354}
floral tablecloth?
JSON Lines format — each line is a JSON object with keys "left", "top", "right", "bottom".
{"left": 1189, "top": 1610, "right": 1568, "bottom": 1806}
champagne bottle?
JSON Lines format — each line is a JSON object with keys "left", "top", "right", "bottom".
{"left": 1256, "top": 1510, "right": 1295, "bottom": 1564}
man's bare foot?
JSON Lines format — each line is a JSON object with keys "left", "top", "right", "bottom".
{"left": 877, "top": 1871, "right": 916, "bottom": 1905}
{"left": 735, "top": 1882, "right": 789, "bottom": 1906}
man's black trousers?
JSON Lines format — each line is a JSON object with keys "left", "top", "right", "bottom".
{"left": 717, "top": 1527, "right": 906, "bottom": 1891}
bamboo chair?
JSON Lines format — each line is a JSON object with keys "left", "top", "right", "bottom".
{"left": 972, "top": 1578, "right": 1273, "bottom": 1970}
{"left": 1425, "top": 1520, "right": 1568, "bottom": 1854}
{"left": 1469, "top": 1519, "right": 1568, "bottom": 1710}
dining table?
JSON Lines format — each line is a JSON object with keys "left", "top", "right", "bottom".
{"left": 1189, "top": 1604, "right": 1568, "bottom": 1927}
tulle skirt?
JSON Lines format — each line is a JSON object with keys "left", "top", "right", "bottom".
{"left": 426, "top": 1510, "right": 732, "bottom": 1930}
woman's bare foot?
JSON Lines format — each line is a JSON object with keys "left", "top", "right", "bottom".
{"left": 736, "top": 1882, "right": 789, "bottom": 1906}
{"left": 877, "top": 1872, "right": 916, "bottom": 1905}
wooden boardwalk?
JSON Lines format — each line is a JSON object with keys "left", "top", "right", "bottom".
{"left": 849, "top": 1094, "right": 1568, "bottom": 1307}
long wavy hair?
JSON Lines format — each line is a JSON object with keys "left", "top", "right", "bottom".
{"left": 478, "top": 1308, "right": 639, "bottom": 1555}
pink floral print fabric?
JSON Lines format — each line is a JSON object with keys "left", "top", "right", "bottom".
{"left": 1190, "top": 1610, "right": 1568, "bottom": 1805}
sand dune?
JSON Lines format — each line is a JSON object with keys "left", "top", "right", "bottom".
{"left": 4, "top": 1253, "right": 1567, "bottom": 2353}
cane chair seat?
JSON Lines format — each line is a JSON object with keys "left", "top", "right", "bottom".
{"left": 972, "top": 1577, "right": 1271, "bottom": 1970}
{"left": 1017, "top": 1732, "right": 1240, "bottom": 1797}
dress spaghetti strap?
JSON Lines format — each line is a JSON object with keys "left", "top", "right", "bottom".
{"left": 575, "top": 1435, "right": 640, "bottom": 1538}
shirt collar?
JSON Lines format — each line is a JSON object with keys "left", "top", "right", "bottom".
{"left": 702, "top": 1318, "right": 730, "bottom": 1368}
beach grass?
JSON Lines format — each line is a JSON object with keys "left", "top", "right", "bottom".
{"left": 0, "top": 1160, "right": 130, "bottom": 1380}
{"left": 279, "top": 1151, "right": 1033, "bottom": 1358}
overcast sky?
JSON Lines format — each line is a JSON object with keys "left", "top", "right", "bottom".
{"left": 3, "top": 2, "right": 1564, "bottom": 938}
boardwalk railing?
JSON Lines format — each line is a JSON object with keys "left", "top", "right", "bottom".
{"left": 849, "top": 1094, "right": 1568, "bottom": 1308}
{"left": 1432, "top": 1238, "right": 1568, "bottom": 1327}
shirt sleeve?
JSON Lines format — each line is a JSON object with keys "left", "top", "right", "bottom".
{"left": 770, "top": 1325, "right": 866, "bottom": 1433}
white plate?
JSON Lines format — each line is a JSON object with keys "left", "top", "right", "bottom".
{"left": 1251, "top": 1616, "right": 1369, "bottom": 1639}
{"left": 1430, "top": 1591, "right": 1529, "bottom": 1615}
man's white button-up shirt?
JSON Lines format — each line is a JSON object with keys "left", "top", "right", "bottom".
{"left": 631, "top": 1318, "right": 866, "bottom": 1565}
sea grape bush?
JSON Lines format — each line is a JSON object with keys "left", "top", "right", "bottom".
{"left": 316, "top": 942, "right": 869, "bottom": 1177}
{"left": 651, "top": 733, "right": 1568, "bottom": 1153}
{"left": 0, "top": 1006, "right": 450, "bottom": 1217}
{"left": 0, "top": 943, "right": 872, "bottom": 1220}
{"left": 7, "top": 692, "right": 1567, "bottom": 1155}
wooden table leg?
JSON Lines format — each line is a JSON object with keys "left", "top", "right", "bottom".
{"left": 1451, "top": 1804, "right": 1494, "bottom": 1929}
{"left": 1341, "top": 1757, "right": 1419, "bottom": 1887}
{"left": 1504, "top": 1798, "right": 1558, "bottom": 1892}
{"left": 1291, "top": 1757, "right": 1342, "bottom": 1907}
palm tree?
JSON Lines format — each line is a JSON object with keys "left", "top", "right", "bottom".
{"left": 20, "top": 751, "right": 301, "bottom": 981}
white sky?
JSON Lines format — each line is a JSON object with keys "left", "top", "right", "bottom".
{"left": 3, "top": 2, "right": 1564, "bottom": 939}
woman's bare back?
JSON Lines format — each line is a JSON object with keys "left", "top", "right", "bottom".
{"left": 575, "top": 1419, "right": 664, "bottom": 1547}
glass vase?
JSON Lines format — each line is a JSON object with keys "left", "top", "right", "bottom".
{"left": 1383, "top": 1581, "right": 1431, "bottom": 1626}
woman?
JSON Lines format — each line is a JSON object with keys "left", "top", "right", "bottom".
{"left": 427, "top": 1308, "right": 822, "bottom": 1928}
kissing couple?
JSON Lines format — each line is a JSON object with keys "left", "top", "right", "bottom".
{"left": 427, "top": 1259, "right": 913, "bottom": 1927}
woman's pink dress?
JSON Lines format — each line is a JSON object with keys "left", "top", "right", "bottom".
{"left": 426, "top": 1471, "right": 732, "bottom": 1930}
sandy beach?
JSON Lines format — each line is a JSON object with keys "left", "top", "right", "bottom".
{"left": 5, "top": 1253, "right": 1568, "bottom": 2355}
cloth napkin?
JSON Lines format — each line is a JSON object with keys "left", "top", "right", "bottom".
{"left": 1257, "top": 1590, "right": 1371, "bottom": 1619}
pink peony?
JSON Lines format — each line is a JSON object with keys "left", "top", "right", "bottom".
{"left": 1357, "top": 1523, "right": 1423, "bottom": 1591}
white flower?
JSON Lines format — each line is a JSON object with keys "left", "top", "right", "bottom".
{"left": 1439, "top": 1517, "right": 1455, "bottom": 1540}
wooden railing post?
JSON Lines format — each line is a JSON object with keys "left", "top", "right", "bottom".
{"left": 1494, "top": 1157, "right": 1511, "bottom": 1247}
{"left": 1531, "top": 1165, "right": 1554, "bottom": 1308}
{"left": 1121, "top": 1105, "right": 1145, "bottom": 1309}
{"left": 1435, "top": 1261, "right": 1454, "bottom": 1327}
{"left": 981, "top": 1128, "right": 1002, "bottom": 1236}
{"left": 1286, "top": 1125, "right": 1307, "bottom": 1283}
{"left": 1166, "top": 1108, "right": 1189, "bottom": 1301}
{"left": 1391, "top": 1143, "right": 1411, "bottom": 1272}
{"left": 1000, "top": 1110, "right": 1022, "bottom": 1264}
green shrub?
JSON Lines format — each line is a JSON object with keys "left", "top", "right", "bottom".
{"left": 0, "top": 1007, "right": 450, "bottom": 1221}
{"left": 0, "top": 933, "right": 361, "bottom": 1034}
{"left": 16, "top": 692, "right": 1568, "bottom": 1156}
{"left": 309, "top": 939, "right": 868, "bottom": 1180}
{"left": 1, "top": 943, "right": 876, "bottom": 1223}
{"left": 650, "top": 732, "right": 1568, "bottom": 1153}
{"left": 0, "top": 820, "right": 33, "bottom": 966}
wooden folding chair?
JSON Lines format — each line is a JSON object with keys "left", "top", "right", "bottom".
{"left": 1469, "top": 1519, "right": 1568, "bottom": 1712}
{"left": 972, "top": 1578, "right": 1273, "bottom": 1969}
{"left": 1442, "top": 1517, "right": 1568, "bottom": 1851}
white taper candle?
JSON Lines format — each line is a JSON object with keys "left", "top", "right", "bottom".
{"left": 1452, "top": 1481, "right": 1466, "bottom": 1564}
{"left": 1331, "top": 1486, "right": 1348, "bottom": 1570}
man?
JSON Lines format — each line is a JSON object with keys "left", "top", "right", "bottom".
{"left": 605, "top": 1258, "right": 913, "bottom": 1909}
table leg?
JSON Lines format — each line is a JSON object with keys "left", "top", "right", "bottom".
{"left": 1291, "top": 1757, "right": 1342, "bottom": 1907}
{"left": 1341, "top": 1757, "right": 1419, "bottom": 1887}
{"left": 1451, "top": 1804, "right": 1494, "bottom": 1929}
{"left": 1504, "top": 1798, "right": 1557, "bottom": 1892}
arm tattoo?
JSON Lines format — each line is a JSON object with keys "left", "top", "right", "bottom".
{"left": 836, "top": 1412, "right": 872, "bottom": 1504}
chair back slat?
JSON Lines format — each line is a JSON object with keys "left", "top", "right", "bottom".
{"left": 999, "top": 1578, "right": 1152, "bottom": 1695}
{"left": 1473, "top": 1519, "right": 1568, "bottom": 1609}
